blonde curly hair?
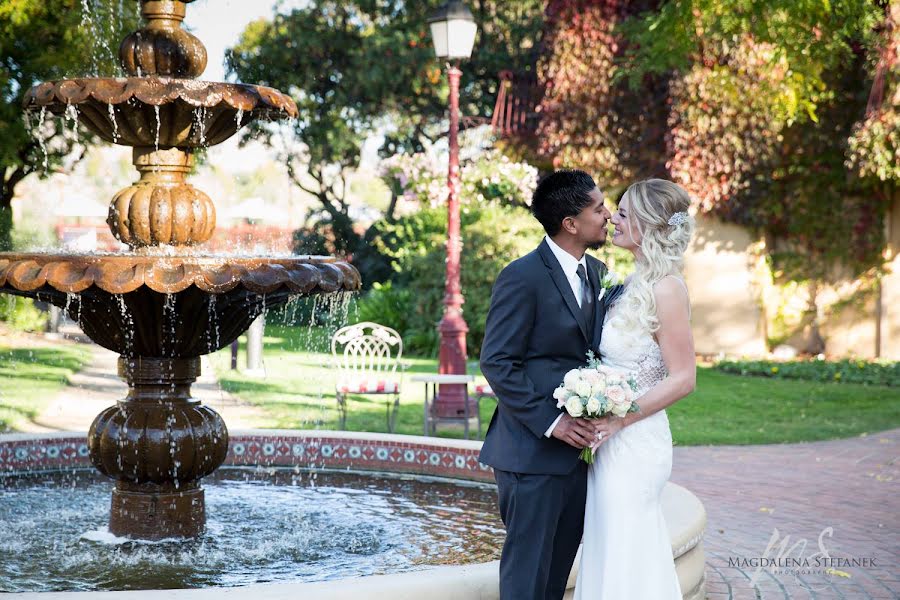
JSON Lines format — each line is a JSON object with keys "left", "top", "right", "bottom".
{"left": 617, "top": 179, "right": 695, "bottom": 334}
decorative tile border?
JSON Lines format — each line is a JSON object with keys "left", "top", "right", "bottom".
{"left": 227, "top": 434, "right": 493, "bottom": 483}
{"left": 0, "top": 432, "right": 495, "bottom": 484}
{"left": 0, "top": 436, "right": 92, "bottom": 474}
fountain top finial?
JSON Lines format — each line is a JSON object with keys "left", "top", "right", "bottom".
{"left": 121, "top": 0, "right": 207, "bottom": 78}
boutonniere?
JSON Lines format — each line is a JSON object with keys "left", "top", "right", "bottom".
{"left": 597, "top": 270, "right": 620, "bottom": 302}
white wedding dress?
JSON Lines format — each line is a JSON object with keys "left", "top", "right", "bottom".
{"left": 574, "top": 292, "right": 683, "bottom": 599}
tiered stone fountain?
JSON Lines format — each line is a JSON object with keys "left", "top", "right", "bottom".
{"left": 0, "top": 0, "right": 359, "bottom": 539}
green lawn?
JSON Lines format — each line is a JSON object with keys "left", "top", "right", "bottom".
{"left": 214, "top": 326, "right": 900, "bottom": 445}
{"left": 0, "top": 345, "right": 93, "bottom": 432}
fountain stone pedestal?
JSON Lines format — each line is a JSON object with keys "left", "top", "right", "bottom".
{"left": 90, "top": 357, "right": 227, "bottom": 538}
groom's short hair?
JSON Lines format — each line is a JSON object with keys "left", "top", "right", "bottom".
{"left": 531, "top": 169, "right": 598, "bottom": 236}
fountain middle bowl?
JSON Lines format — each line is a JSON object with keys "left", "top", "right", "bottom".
{"left": 0, "top": 253, "right": 360, "bottom": 356}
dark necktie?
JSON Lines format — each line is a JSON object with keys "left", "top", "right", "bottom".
{"left": 576, "top": 263, "right": 593, "bottom": 329}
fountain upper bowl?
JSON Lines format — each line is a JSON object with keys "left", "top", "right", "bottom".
{"left": 25, "top": 77, "right": 298, "bottom": 148}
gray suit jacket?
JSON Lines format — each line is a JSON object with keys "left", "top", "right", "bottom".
{"left": 478, "top": 240, "right": 608, "bottom": 475}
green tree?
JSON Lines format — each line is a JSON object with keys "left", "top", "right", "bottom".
{"left": 536, "top": 0, "right": 669, "bottom": 194}
{"left": 535, "top": 0, "right": 890, "bottom": 352}
{"left": 0, "top": 0, "right": 138, "bottom": 250}
{"left": 615, "top": 0, "right": 891, "bottom": 353}
{"left": 225, "top": 0, "right": 544, "bottom": 253}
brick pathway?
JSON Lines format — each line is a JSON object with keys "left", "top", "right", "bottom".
{"left": 671, "top": 429, "right": 899, "bottom": 599}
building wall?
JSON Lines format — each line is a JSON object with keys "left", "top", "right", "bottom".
{"left": 686, "top": 195, "right": 899, "bottom": 361}
{"left": 683, "top": 213, "right": 767, "bottom": 357}
{"left": 881, "top": 195, "right": 900, "bottom": 359}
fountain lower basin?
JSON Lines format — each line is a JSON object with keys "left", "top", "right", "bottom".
{"left": 0, "top": 431, "right": 707, "bottom": 599}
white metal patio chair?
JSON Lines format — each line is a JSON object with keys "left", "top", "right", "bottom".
{"left": 331, "top": 321, "right": 404, "bottom": 432}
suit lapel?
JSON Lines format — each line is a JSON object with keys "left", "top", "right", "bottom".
{"left": 538, "top": 240, "right": 588, "bottom": 342}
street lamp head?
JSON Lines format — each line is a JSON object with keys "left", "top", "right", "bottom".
{"left": 427, "top": 0, "right": 477, "bottom": 60}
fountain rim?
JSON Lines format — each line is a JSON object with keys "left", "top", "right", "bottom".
{"left": 23, "top": 76, "right": 298, "bottom": 118}
{"left": 0, "top": 253, "right": 361, "bottom": 295}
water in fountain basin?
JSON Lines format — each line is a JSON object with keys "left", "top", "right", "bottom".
{"left": 0, "top": 468, "right": 504, "bottom": 592}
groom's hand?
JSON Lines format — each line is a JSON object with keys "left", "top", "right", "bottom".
{"left": 551, "top": 414, "right": 596, "bottom": 449}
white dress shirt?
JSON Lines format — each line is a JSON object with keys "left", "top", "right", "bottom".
{"left": 542, "top": 235, "right": 589, "bottom": 438}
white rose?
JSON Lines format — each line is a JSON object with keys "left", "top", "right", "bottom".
{"left": 574, "top": 380, "right": 592, "bottom": 399}
{"left": 552, "top": 386, "right": 570, "bottom": 408}
{"left": 563, "top": 369, "right": 582, "bottom": 389}
{"left": 585, "top": 397, "right": 601, "bottom": 416}
{"left": 605, "top": 373, "right": 623, "bottom": 387}
{"left": 582, "top": 369, "right": 602, "bottom": 385}
{"left": 606, "top": 385, "right": 626, "bottom": 404}
{"left": 591, "top": 380, "right": 607, "bottom": 397}
{"left": 565, "top": 396, "right": 584, "bottom": 418}
{"left": 611, "top": 402, "right": 630, "bottom": 418}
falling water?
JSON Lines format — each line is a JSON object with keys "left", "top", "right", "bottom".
{"left": 234, "top": 108, "right": 244, "bottom": 133}
{"left": 36, "top": 107, "right": 49, "bottom": 171}
{"left": 115, "top": 295, "right": 134, "bottom": 355}
{"left": 162, "top": 293, "right": 177, "bottom": 357}
{"left": 193, "top": 107, "right": 207, "bottom": 147}
{"left": 153, "top": 105, "right": 161, "bottom": 152}
{"left": 80, "top": 0, "right": 97, "bottom": 75}
{"left": 108, "top": 104, "right": 119, "bottom": 143}
{"left": 94, "top": 1, "right": 113, "bottom": 73}
{"left": 208, "top": 294, "right": 220, "bottom": 352}
{"left": 166, "top": 411, "right": 179, "bottom": 488}
{"left": 74, "top": 295, "right": 82, "bottom": 326}
{"left": 64, "top": 104, "right": 79, "bottom": 141}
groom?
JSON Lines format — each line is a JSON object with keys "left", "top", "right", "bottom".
{"left": 479, "top": 169, "right": 612, "bottom": 600}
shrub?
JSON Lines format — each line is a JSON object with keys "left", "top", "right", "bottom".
{"left": 714, "top": 358, "right": 900, "bottom": 387}
{"left": 0, "top": 297, "right": 48, "bottom": 332}
{"left": 378, "top": 150, "right": 539, "bottom": 208}
{"left": 365, "top": 203, "right": 544, "bottom": 357}
{"left": 354, "top": 282, "right": 413, "bottom": 335}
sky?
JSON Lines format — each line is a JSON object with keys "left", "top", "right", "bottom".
{"left": 178, "top": 0, "right": 381, "bottom": 173}
{"left": 184, "top": 0, "right": 293, "bottom": 82}
{"left": 177, "top": 1, "right": 289, "bottom": 172}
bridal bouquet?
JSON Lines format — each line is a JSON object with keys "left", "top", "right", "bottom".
{"left": 552, "top": 351, "right": 640, "bottom": 464}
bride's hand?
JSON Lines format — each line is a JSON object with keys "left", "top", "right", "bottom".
{"left": 590, "top": 415, "right": 625, "bottom": 448}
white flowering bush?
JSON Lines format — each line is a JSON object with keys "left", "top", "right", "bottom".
{"left": 378, "top": 150, "right": 539, "bottom": 208}
{"left": 378, "top": 152, "right": 444, "bottom": 207}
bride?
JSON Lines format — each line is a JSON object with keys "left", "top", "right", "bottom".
{"left": 574, "top": 178, "right": 696, "bottom": 599}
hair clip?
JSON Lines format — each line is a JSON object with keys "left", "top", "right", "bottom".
{"left": 667, "top": 211, "right": 689, "bottom": 227}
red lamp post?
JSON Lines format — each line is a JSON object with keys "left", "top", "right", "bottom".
{"left": 428, "top": 1, "right": 478, "bottom": 418}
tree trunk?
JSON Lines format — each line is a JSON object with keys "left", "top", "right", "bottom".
{"left": 0, "top": 200, "right": 12, "bottom": 252}
{"left": 801, "top": 281, "right": 826, "bottom": 356}
{"left": 2, "top": 163, "right": 30, "bottom": 252}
